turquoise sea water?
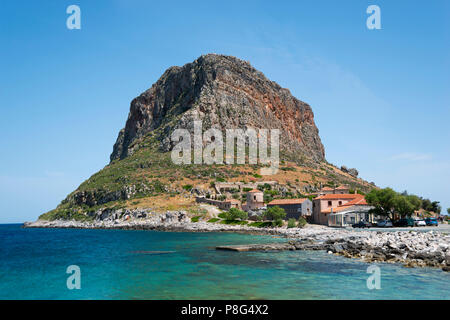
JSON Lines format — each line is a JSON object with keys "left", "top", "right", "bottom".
{"left": 0, "top": 224, "right": 449, "bottom": 299}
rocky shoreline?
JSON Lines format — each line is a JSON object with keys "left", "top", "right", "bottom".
{"left": 217, "top": 234, "right": 450, "bottom": 272}
{"left": 24, "top": 211, "right": 450, "bottom": 272}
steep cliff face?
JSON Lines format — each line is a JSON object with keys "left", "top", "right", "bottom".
{"left": 40, "top": 54, "right": 357, "bottom": 221}
{"left": 110, "top": 54, "right": 325, "bottom": 164}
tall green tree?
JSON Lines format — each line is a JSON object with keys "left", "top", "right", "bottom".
{"left": 421, "top": 198, "right": 432, "bottom": 211}
{"left": 365, "top": 188, "right": 397, "bottom": 220}
{"left": 447, "top": 208, "right": 450, "bottom": 215}
{"left": 406, "top": 194, "right": 422, "bottom": 211}
{"left": 394, "top": 195, "right": 415, "bottom": 218}
{"left": 225, "top": 208, "right": 248, "bottom": 221}
{"left": 430, "top": 201, "right": 441, "bottom": 213}
{"left": 263, "top": 206, "right": 286, "bottom": 221}
{"left": 436, "top": 206, "right": 442, "bottom": 215}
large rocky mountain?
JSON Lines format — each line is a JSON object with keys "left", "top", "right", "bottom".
{"left": 40, "top": 54, "right": 373, "bottom": 221}
{"left": 110, "top": 54, "right": 325, "bottom": 164}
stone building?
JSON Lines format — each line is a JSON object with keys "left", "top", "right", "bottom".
{"left": 312, "top": 193, "right": 373, "bottom": 226}
{"left": 195, "top": 197, "right": 241, "bottom": 210}
{"left": 242, "top": 189, "right": 264, "bottom": 211}
{"left": 267, "top": 198, "right": 312, "bottom": 219}
{"left": 221, "top": 199, "right": 241, "bottom": 210}
{"left": 334, "top": 186, "right": 350, "bottom": 194}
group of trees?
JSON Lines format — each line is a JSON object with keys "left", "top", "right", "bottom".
{"left": 366, "top": 187, "right": 441, "bottom": 220}
{"left": 288, "top": 217, "right": 307, "bottom": 228}
{"left": 224, "top": 206, "right": 291, "bottom": 227}
{"left": 263, "top": 206, "right": 287, "bottom": 227}
{"left": 420, "top": 197, "right": 441, "bottom": 214}
{"left": 223, "top": 208, "right": 248, "bottom": 221}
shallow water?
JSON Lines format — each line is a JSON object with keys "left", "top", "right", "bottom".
{"left": 0, "top": 224, "right": 448, "bottom": 299}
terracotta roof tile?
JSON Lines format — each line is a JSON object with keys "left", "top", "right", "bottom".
{"left": 268, "top": 198, "right": 307, "bottom": 205}
{"left": 314, "top": 193, "right": 360, "bottom": 200}
{"left": 342, "top": 196, "right": 367, "bottom": 206}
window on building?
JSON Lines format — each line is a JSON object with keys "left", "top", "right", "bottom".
{"left": 328, "top": 201, "right": 332, "bottom": 207}
{"left": 338, "top": 201, "right": 342, "bottom": 206}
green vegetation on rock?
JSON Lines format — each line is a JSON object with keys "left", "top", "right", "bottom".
{"left": 220, "top": 220, "right": 248, "bottom": 225}
{"left": 223, "top": 208, "right": 248, "bottom": 221}
{"left": 297, "top": 216, "right": 307, "bottom": 228}
{"left": 287, "top": 218, "right": 296, "bottom": 228}
{"left": 263, "top": 206, "right": 286, "bottom": 221}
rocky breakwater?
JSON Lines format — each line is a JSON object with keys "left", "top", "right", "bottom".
{"left": 324, "top": 230, "right": 450, "bottom": 271}
{"left": 217, "top": 229, "right": 450, "bottom": 272}
{"left": 24, "top": 210, "right": 190, "bottom": 230}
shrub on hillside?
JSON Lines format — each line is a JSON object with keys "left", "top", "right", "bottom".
{"left": 287, "top": 218, "right": 296, "bottom": 228}
{"left": 297, "top": 217, "right": 307, "bottom": 228}
{"left": 273, "top": 218, "right": 283, "bottom": 227}
{"left": 224, "top": 208, "right": 248, "bottom": 221}
{"left": 263, "top": 206, "right": 286, "bottom": 221}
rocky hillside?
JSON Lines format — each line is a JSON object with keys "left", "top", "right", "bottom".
{"left": 110, "top": 54, "right": 325, "bottom": 164}
{"left": 39, "top": 54, "right": 373, "bottom": 222}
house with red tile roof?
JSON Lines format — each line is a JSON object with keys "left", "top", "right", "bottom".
{"left": 312, "top": 193, "right": 373, "bottom": 226}
{"left": 267, "top": 198, "right": 312, "bottom": 219}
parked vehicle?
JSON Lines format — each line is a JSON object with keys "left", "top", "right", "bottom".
{"left": 377, "top": 220, "right": 393, "bottom": 227}
{"left": 393, "top": 218, "right": 415, "bottom": 227}
{"left": 414, "top": 219, "right": 426, "bottom": 227}
{"left": 425, "top": 218, "right": 438, "bottom": 226}
{"left": 352, "top": 221, "right": 371, "bottom": 228}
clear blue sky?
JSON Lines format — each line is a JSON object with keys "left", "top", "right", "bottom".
{"left": 0, "top": 0, "right": 448, "bottom": 223}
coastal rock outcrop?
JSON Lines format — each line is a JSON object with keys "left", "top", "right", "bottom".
{"left": 110, "top": 54, "right": 325, "bottom": 164}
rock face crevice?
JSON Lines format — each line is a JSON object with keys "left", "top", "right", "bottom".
{"left": 110, "top": 54, "right": 325, "bottom": 163}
